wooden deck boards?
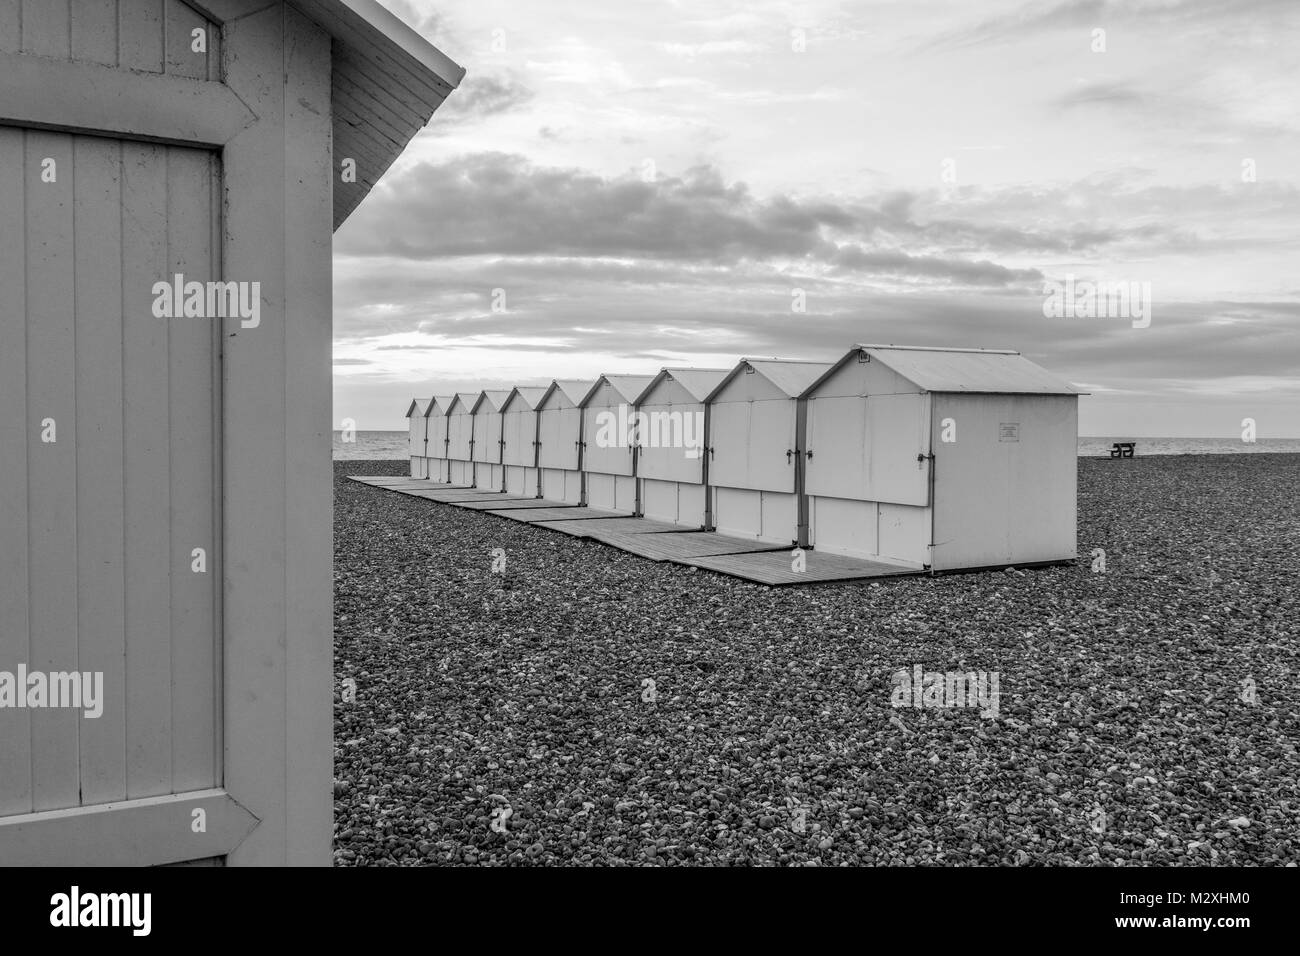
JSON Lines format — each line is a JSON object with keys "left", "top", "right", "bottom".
{"left": 348, "top": 476, "right": 471, "bottom": 493}
{"left": 348, "top": 477, "right": 439, "bottom": 487}
{"left": 348, "top": 477, "right": 920, "bottom": 585}
{"left": 484, "top": 506, "right": 626, "bottom": 522}
{"left": 587, "top": 531, "right": 787, "bottom": 562}
{"left": 403, "top": 491, "right": 505, "bottom": 502}
{"left": 682, "top": 550, "right": 921, "bottom": 585}
{"left": 531, "top": 517, "right": 687, "bottom": 537}
{"left": 446, "top": 496, "right": 554, "bottom": 510}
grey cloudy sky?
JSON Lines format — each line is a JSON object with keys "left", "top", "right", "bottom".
{"left": 336, "top": 0, "right": 1300, "bottom": 435}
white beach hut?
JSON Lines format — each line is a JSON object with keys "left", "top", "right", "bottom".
{"left": 0, "top": 0, "right": 462, "bottom": 866}
{"left": 406, "top": 398, "right": 431, "bottom": 478}
{"left": 422, "top": 394, "right": 454, "bottom": 483}
{"left": 579, "top": 374, "right": 656, "bottom": 512}
{"left": 444, "top": 392, "right": 478, "bottom": 486}
{"left": 470, "top": 390, "right": 511, "bottom": 491}
{"left": 801, "top": 345, "right": 1082, "bottom": 570}
{"left": 501, "top": 387, "right": 548, "bottom": 497}
{"left": 536, "top": 380, "right": 594, "bottom": 504}
{"left": 704, "top": 359, "right": 832, "bottom": 545}
{"left": 633, "top": 368, "right": 729, "bottom": 528}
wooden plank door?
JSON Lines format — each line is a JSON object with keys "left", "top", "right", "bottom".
{"left": 804, "top": 395, "right": 869, "bottom": 499}
{"left": 865, "top": 393, "right": 931, "bottom": 506}
{"left": 0, "top": 127, "right": 231, "bottom": 861}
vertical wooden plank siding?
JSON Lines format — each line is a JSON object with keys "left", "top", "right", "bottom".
{"left": 13, "top": 0, "right": 224, "bottom": 76}
{"left": 221, "top": 3, "right": 289, "bottom": 865}
{"left": 0, "top": 0, "right": 21, "bottom": 54}
{"left": 24, "top": 130, "right": 81, "bottom": 812}
{"left": 118, "top": 0, "right": 164, "bottom": 73}
{"left": 121, "top": 140, "right": 173, "bottom": 798}
{"left": 20, "top": 0, "right": 71, "bottom": 58}
{"left": 167, "top": 146, "right": 219, "bottom": 792}
{"left": 165, "top": 0, "right": 208, "bottom": 80}
{"left": 71, "top": 0, "right": 119, "bottom": 66}
{"left": 73, "top": 135, "right": 128, "bottom": 805}
{"left": 282, "top": 4, "right": 334, "bottom": 865}
{"left": 0, "top": 127, "right": 32, "bottom": 815}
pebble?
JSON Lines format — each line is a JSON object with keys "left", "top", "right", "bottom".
{"left": 332, "top": 456, "right": 1300, "bottom": 867}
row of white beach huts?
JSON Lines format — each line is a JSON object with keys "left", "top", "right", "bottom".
{"left": 405, "top": 345, "right": 1083, "bottom": 572}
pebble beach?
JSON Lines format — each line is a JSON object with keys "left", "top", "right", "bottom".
{"left": 333, "top": 454, "right": 1299, "bottom": 866}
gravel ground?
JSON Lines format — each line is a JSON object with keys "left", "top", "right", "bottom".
{"left": 333, "top": 455, "right": 1300, "bottom": 866}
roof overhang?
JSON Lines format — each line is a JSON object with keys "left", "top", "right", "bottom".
{"left": 539, "top": 380, "right": 595, "bottom": 409}
{"left": 801, "top": 345, "right": 1084, "bottom": 396}
{"left": 634, "top": 368, "right": 730, "bottom": 405}
{"left": 704, "top": 360, "right": 755, "bottom": 403}
{"left": 579, "top": 375, "right": 655, "bottom": 407}
{"left": 705, "top": 358, "right": 829, "bottom": 402}
{"left": 447, "top": 392, "right": 478, "bottom": 414}
{"left": 471, "top": 390, "right": 511, "bottom": 414}
{"left": 501, "top": 387, "right": 548, "bottom": 412}
{"left": 423, "top": 395, "right": 454, "bottom": 418}
{"left": 633, "top": 369, "right": 675, "bottom": 406}
{"left": 289, "top": 0, "right": 466, "bottom": 230}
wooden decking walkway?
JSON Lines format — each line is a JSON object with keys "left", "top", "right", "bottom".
{"left": 683, "top": 549, "right": 920, "bottom": 585}
{"left": 583, "top": 530, "right": 787, "bottom": 562}
{"left": 532, "top": 516, "right": 684, "bottom": 537}
{"left": 348, "top": 476, "right": 919, "bottom": 585}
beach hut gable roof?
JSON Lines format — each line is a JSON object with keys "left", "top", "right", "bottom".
{"left": 540, "top": 379, "right": 598, "bottom": 408}
{"left": 405, "top": 398, "right": 431, "bottom": 418}
{"left": 580, "top": 374, "right": 656, "bottom": 407}
{"left": 706, "top": 359, "right": 833, "bottom": 402}
{"left": 446, "top": 392, "right": 480, "bottom": 414}
{"left": 423, "top": 395, "right": 454, "bottom": 418}
{"left": 471, "top": 390, "right": 512, "bottom": 413}
{"left": 501, "top": 387, "right": 549, "bottom": 412}
{"left": 636, "top": 368, "right": 731, "bottom": 405}
{"left": 805, "top": 345, "right": 1083, "bottom": 396}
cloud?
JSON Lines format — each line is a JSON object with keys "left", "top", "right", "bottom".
{"left": 927, "top": 0, "right": 1297, "bottom": 51}
{"left": 659, "top": 39, "right": 766, "bottom": 57}
{"left": 434, "top": 73, "right": 534, "bottom": 122}
{"left": 337, "top": 153, "right": 1140, "bottom": 270}
{"left": 375, "top": 0, "right": 453, "bottom": 43}
{"left": 1054, "top": 82, "right": 1147, "bottom": 110}
{"left": 331, "top": 153, "right": 1300, "bottom": 423}
{"left": 829, "top": 246, "right": 1041, "bottom": 285}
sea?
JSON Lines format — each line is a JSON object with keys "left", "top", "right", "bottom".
{"left": 334, "top": 432, "right": 1300, "bottom": 461}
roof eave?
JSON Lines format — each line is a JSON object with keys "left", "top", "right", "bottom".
{"left": 423, "top": 394, "right": 453, "bottom": 418}
{"left": 703, "top": 360, "right": 749, "bottom": 404}
{"left": 577, "top": 377, "right": 610, "bottom": 408}
{"left": 632, "top": 369, "right": 672, "bottom": 406}
{"left": 292, "top": 0, "right": 466, "bottom": 231}
{"left": 314, "top": 0, "right": 466, "bottom": 90}
{"left": 799, "top": 349, "right": 860, "bottom": 398}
